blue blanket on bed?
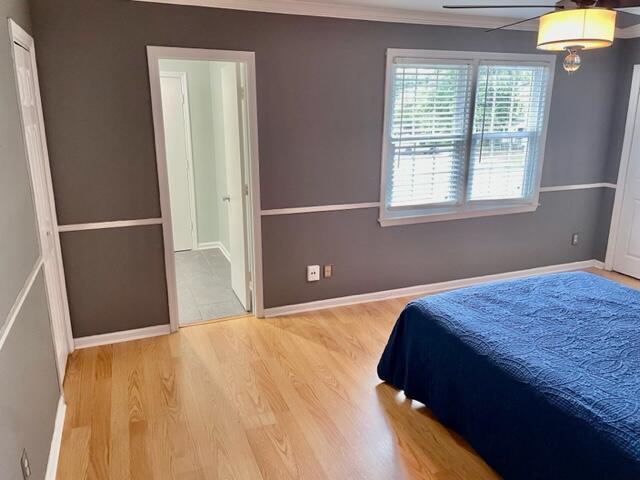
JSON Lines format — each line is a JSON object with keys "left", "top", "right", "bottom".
{"left": 377, "top": 272, "right": 640, "bottom": 480}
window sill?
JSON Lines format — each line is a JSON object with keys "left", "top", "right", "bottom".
{"left": 378, "top": 203, "right": 539, "bottom": 227}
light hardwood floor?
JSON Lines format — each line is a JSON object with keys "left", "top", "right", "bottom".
{"left": 56, "top": 268, "right": 639, "bottom": 480}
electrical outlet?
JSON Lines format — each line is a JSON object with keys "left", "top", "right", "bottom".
{"left": 20, "top": 449, "right": 31, "bottom": 479}
{"left": 323, "top": 264, "right": 333, "bottom": 278}
{"left": 571, "top": 233, "right": 579, "bottom": 246}
{"left": 307, "top": 265, "right": 320, "bottom": 282}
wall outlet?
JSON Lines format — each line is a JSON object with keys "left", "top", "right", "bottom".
{"left": 571, "top": 233, "right": 579, "bottom": 246}
{"left": 20, "top": 449, "right": 31, "bottom": 479}
{"left": 323, "top": 264, "right": 333, "bottom": 278}
{"left": 307, "top": 265, "right": 320, "bottom": 282}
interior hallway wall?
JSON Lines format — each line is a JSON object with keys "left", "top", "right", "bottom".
{"left": 0, "top": 1, "right": 61, "bottom": 478}
{"left": 30, "top": 0, "right": 627, "bottom": 333}
{"left": 210, "top": 62, "right": 231, "bottom": 254}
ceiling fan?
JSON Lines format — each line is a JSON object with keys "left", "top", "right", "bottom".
{"left": 443, "top": 0, "right": 639, "bottom": 72}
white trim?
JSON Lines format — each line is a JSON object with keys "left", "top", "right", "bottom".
{"left": 9, "top": 19, "right": 74, "bottom": 380}
{"left": 264, "top": 259, "right": 603, "bottom": 317}
{"left": 57, "top": 218, "right": 163, "bottom": 232}
{"left": 45, "top": 396, "right": 66, "bottom": 480}
{"left": 147, "top": 46, "right": 265, "bottom": 324}
{"left": 379, "top": 203, "right": 539, "bottom": 227}
{"left": 617, "top": 24, "right": 640, "bottom": 39}
{"left": 378, "top": 48, "right": 555, "bottom": 228}
{"left": 196, "top": 241, "right": 218, "bottom": 249}
{"left": 160, "top": 70, "right": 200, "bottom": 250}
{"left": 218, "top": 242, "right": 231, "bottom": 262}
{"left": 132, "top": 0, "right": 539, "bottom": 31}
{"left": 540, "top": 183, "right": 617, "bottom": 192}
{"left": 0, "top": 258, "right": 43, "bottom": 351}
{"left": 196, "top": 241, "right": 231, "bottom": 261}
{"left": 605, "top": 64, "right": 640, "bottom": 271}
{"left": 261, "top": 202, "right": 380, "bottom": 216}
{"left": 74, "top": 324, "right": 171, "bottom": 349}
{"left": 256, "top": 185, "right": 614, "bottom": 218}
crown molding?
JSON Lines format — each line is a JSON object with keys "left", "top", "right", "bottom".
{"left": 617, "top": 23, "right": 640, "bottom": 39}
{"left": 132, "top": 0, "right": 539, "bottom": 31}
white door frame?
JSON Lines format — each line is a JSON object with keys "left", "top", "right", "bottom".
{"left": 159, "top": 70, "right": 199, "bottom": 250}
{"left": 605, "top": 64, "right": 640, "bottom": 271}
{"left": 8, "top": 19, "right": 74, "bottom": 380}
{"left": 147, "top": 46, "right": 264, "bottom": 331}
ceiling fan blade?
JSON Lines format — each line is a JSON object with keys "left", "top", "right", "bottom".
{"left": 444, "top": 4, "right": 560, "bottom": 8}
{"left": 597, "top": 0, "right": 640, "bottom": 7}
{"left": 485, "top": 13, "right": 545, "bottom": 32}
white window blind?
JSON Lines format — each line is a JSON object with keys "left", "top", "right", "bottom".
{"left": 468, "top": 64, "right": 550, "bottom": 202}
{"left": 380, "top": 50, "right": 554, "bottom": 226}
{"left": 388, "top": 62, "right": 472, "bottom": 208}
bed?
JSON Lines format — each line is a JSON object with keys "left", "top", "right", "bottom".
{"left": 377, "top": 272, "right": 640, "bottom": 480}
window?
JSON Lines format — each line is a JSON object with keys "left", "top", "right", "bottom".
{"left": 379, "top": 49, "right": 555, "bottom": 226}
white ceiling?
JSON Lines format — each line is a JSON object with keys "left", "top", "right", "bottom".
{"left": 134, "top": 0, "right": 640, "bottom": 31}
{"left": 287, "top": 0, "right": 558, "bottom": 19}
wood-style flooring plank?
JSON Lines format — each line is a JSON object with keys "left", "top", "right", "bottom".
{"left": 57, "top": 268, "right": 639, "bottom": 479}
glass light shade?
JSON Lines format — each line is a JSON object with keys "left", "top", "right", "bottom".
{"left": 537, "top": 9, "right": 616, "bottom": 51}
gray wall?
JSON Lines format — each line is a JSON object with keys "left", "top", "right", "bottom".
{"left": 0, "top": 274, "right": 60, "bottom": 480}
{"left": 30, "top": 0, "right": 626, "bottom": 331}
{"left": 0, "top": 1, "right": 61, "bottom": 478}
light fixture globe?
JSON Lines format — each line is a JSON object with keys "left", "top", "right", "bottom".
{"left": 563, "top": 48, "right": 582, "bottom": 73}
{"left": 536, "top": 8, "right": 616, "bottom": 52}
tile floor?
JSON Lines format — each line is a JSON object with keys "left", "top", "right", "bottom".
{"left": 175, "top": 248, "right": 247, "bottom": 325}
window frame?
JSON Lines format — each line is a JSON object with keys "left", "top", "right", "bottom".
{"left": 379, "top": 49, "right": 556, "bottom": 227}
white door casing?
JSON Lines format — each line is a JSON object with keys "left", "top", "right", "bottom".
{"left": 10, "top": 20, "right": 73, "bottom": 384}
{"left": 160, "top": 72, "right": 198, "bottom": 252}
{"left": 147, "top": 46, "right": 264, "bottom": 329}
{"left": 607, "top": 65, "right": 640, "bottom": 279}
{"left": 613, "top": 76, "right": 640, "bottom": 279}
{"left": 220, "top": 62, "right": 251, "bottom": 311}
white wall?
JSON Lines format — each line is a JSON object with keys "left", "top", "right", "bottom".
{"left": 210, "top": 62, "right": 231, "bottom": 253}
{"left": 159, "top": 59, "right": 219, "bottom": 246}
{"left": 159, "top": 59, "right": 236, "bottom": 255}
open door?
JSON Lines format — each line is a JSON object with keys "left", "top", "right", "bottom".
{"left": 220, "top": 63, "right": 251, "bottom": 311}
{"left": 160, "top": 72, "right": 197, "bottom": 252}
{"left": 10, "top": 20, "right": 72, "bottom": 384}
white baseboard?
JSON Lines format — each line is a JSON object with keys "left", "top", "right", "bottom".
{"left": 196, "top": 241, "right": 218, "bottom": 250}
{"left": 74, "top": 324, "right": 171, "bottom": 349}
{"left": 45, "top": 396, "right": 66, "bottom": 480}
{"left": 218, "top": 243, "right": 231, "bottom": 262}
{"left": 263, "top": 259, "right": 603, "bottom": 317}
{"left": 196, "top": 241, "right": 231, "bottom": 262}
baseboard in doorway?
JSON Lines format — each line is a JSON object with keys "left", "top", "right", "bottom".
{"left": 263, "top": 259, "right": 604, "bottom": 318}
{"left": 45, "top": 396, "right": 66, "bottom": 480}
{"left": 196, "top": 241, "right": 231, "bottom": 262}
{"left": 74, "top": 324, "right": 171, "bottom": 349}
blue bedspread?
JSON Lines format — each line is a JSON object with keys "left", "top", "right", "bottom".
{"left": 377, "top": 272, "right": 640, "bottom": 479}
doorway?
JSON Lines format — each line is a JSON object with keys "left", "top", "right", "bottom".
{"left": 148, "top": 47, "right": 264, "bottom": 328}
{"left": 9, "top": 20, "right": 73, "bottom": 383}
{"left": 607, "top": 64, "right": 640, "bottom": 279}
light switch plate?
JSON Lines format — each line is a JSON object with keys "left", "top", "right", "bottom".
{"left": 323, "top": 264, "right": 333, "bottom": 278}
{"left": 307, "top": 265, "right": 320, "bottom": 282}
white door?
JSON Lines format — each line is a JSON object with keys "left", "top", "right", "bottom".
{"left": 160, "top": 73, "right": 197, "bottom": 252}
{"left": 12, "top": 31, "right": 71, "bottom": 384}
{"left": 614, "top": 90, "right": 640, "bottom": 278}
{"left": 220, "top": 63, "right": 251, "bottom": 310}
